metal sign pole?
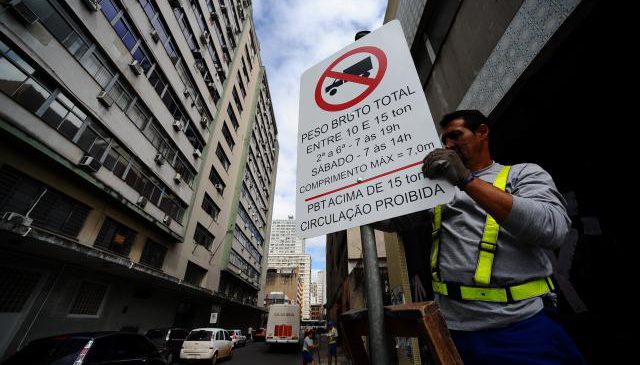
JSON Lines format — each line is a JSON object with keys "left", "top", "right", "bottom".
{"left": 360, "top": 224, "right": 390, "bottom": 365}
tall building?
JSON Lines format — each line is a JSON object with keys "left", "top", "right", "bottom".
{"left": 0, "top": 0, "right": 277, "bottom": 358}
{"left": 269, "top": 214, "right": 305, "bottom": 255}
{"left": 310, "top": 270, "right": 325, "bottom": 305}
{"left": 268, "top": 254, "right": 311, "bottom": 319}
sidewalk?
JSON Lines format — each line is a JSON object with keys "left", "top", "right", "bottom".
{"left": 313, "top": 335, "right": 349, "bottom": 365}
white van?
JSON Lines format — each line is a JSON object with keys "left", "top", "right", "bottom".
{"left": 180, "top": 328, "right": 233, "bottom": 363}
{"left": 266, "top": 303, "right": 301, "bottom": 346}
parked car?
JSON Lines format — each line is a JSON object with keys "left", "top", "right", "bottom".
{"left": 2, "top": 332, "right": 166, "bottom": 365}
{"left": 180, "top": 328, "right": 233, "bottom": 363}
{"left": 144, "top": 328, "right": 189, "bottom": 364}
{"left": 253, "top": 328, "right": 266, "bottom": 342}
{"left": 228, "top": 329, "right": 247, "bottom": 347}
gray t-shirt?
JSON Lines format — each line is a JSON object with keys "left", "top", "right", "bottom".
{"left": 434, "top": 162, "right": 570, "bottom": 331}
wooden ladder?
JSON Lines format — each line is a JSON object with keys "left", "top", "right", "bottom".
{"left": 338, "top": 301, "right": 463, "bottom": 365}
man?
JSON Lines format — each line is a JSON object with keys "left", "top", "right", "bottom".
{"left": 327, "top": 321, "right": 339, "bottom": 365}
{"left": 302, "top": 329, "right": 317, "bottom": 365}
{"left": 386, "top": 110, "right": 585, "bottom": 364}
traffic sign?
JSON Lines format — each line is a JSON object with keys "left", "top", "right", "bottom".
{"left": 296, "top": 20, "right": 455, "bottom": 238}
{"left": 315, "top": 46, "right": 387, "bottom": 112}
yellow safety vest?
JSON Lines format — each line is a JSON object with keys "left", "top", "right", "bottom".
{"left": 328, "top": 328, "right": 337, "bottom": 344}
{"left": 430, "top": 166, "right": 555, "bottom": 303}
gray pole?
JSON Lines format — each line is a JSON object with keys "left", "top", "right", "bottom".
{"left": 360, "top": 224, "right": 391, "bottom": 365}
{"left": 353, "top": 29, "right": 390, "bottom": 365}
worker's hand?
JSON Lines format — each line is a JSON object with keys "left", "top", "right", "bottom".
{"left": 422, "top": 148, "right": 471, "bottom": 188}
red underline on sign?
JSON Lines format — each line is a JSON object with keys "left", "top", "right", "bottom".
{"left": 325, "top": 70, "right": 375, "bottom": 85}
{"left": 304, "top": 161, "right": 423, "bottom": 202}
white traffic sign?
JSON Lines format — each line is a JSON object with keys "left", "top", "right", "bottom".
{"left": 296, "top": 20, "right": 454, "bottom": 238}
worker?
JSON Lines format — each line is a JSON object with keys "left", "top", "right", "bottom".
{"left": 302, "top": 329, "right": 317, "bottom": 365}
{"left": 327, "top": 321, "right": 339, "bottom": 365}
{"left": 378, "top": 110, "right": 585, "bottom": 364}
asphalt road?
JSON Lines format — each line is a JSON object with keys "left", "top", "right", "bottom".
{"left": 222, "top": 341, "right": 301, "bottom": 365}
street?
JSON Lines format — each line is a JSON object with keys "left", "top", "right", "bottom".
{"left": 168, "top": 341, "right": 301, "bottom": 365}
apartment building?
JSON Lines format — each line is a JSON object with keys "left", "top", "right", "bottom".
{"left": 0, "top": 0, "right": 277, "bottom": 358}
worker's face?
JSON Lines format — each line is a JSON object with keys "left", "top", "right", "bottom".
{"left": 440, "top": 118, "right": 487, "bottom": 166}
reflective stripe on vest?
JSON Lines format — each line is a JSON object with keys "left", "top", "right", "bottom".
{"left": 474, "top": 166, "right": 511, "bottom": 285}
{"left": 431, "top": 166, "right": 510, "bottom": 285}
{"left": 432, "top": 276, "right": 555, "bottom": 303}
{"left": 430, "top": 166, "right": 555, "bottom": 303}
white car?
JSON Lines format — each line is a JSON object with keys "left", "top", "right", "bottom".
{"left": 180, "top": 328, "right": 233, "bottom": 363}
{"left": 229, "top": 329, "right": 247, "bottom": 347}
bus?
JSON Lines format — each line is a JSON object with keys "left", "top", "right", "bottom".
{"left": 265, "top": 304, "right": 300, "bottom": 347}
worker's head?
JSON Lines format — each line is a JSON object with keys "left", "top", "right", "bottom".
{"left": 439, "top": 110, "right": 491, "bottom": 168}
{"left": 328, "top": 320, "right": 334, "bottom": 328}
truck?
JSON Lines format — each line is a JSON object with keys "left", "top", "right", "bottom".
{"left": 265, "top": 303, "right": 301, "bottom": 348}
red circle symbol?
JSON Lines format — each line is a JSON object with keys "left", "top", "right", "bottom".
{"left": 315, "top": 46, "right": 387, "bottom": 112}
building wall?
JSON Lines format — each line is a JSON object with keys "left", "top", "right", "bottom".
{"left": 269, "top": 216, "right": 305, "bottom": 255}
{"left": 263, "top": 267, "right": 301, "bottom": 307}
{"left": 267, "top": 254, "right": 311, "bottom": 319}
{"left": 0, "top": 0, "right": 276, "bottom": 358}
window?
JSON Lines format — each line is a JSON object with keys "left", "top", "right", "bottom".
{"left": 0, "top": 166, "right": 91, "bottom": 237}
{"left": 222, "top": 123, "right": 235, "bottom": 150}
{"left": 193, "top": 223, "right": 214, "bottom": 249}
{"left": 202, "top": 194, "right": 220, "bottom": 221}
{"left": 94, "top": 218, "right": 137, "bottom": 256}
{"left": 227, "top": 104, "right": 239, "bottom": 130}
{"left": 0, "top": 268, "right": 41, "bottom": 313}
{"left": 232, "top": 87, "right": 242, "bottom": 112}
{"left": 237, "top": 72, "right": 246, "bottom": 97}
{"left": 209, "top": 167, "right": 226, "bottom": 194}
{"left": 139, "top": 240, "right": 167, "bottom": 269}
{"left": 184, "top": 261, "right": 207, "bottom": 286}
{"left": 68, "top": 281, "right": 108, "bottom": 316}
{"left": 216, "top": 144, "right": 231, "bottom": 171}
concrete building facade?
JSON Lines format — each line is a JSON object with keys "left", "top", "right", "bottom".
{"left": 269, "top": 215, "right": 305, "bottom": 255}
{"left": 263, "top": 267, "right": 303, "bottom": 313}
{"left": 0, "top": 0, "right": 278, "bottom": 359}
{"left": 267, "top": 254, "right": 311, "bottom": 319}
{"left": 380, "top": 0, "right": 625, "bottom": 363}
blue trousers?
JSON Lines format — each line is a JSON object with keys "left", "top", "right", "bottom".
{"left": 450, "top": 311, "right": 586, "bottom": 365}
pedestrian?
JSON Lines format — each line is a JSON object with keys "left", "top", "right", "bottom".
{"left": 378, "top": 110, "right": 585, "bottom": 364}
{"left": 302, "top": 329, "right": 317, "bottom": 365}
{"left": 247, "top": 326, "right": 253, "bottom": 341}
{"left": 327, "top": 321, "right": 339, "bottom": 365}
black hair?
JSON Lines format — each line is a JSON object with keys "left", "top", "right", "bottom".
{"left": 439, "top": 110, "right": 490, "bottom": 132}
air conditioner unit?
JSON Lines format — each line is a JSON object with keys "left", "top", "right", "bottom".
{"left": 222, "top": 44, "right": 228, "bottom": 52}
{"left": 154, "top": 153, "right": 164, "bottom": 165}
{"left": 210, "top": 11, "right": 218, "bottom": 20}
{"left": 220, "top": 4, "right": 227, "bottom": 13}
{"left": 1, "top": 212, "right": 33, "bottom": 227}
{"left": 193, "top": 149, "right": 202, "bottom": 159}
{"left": 226, "top": 25, "right": 232, "bottom": 33}
{"left": 78, "top": 155, "right": 101, "bottom": 173}
{"left": 200, "top": 117, "right": 208, "bottom": 128}
{"left": 174, "top": 173, "right": 182, "bottom": 183}
{"left": 150, "top": 29, "right": 160, "bottom": 42}
{"left": 129, "top": 60, "right": 143, "bottom": 75}
{"left": 214, "top": 63, "right": 223, "bottom": 72}
{"left": 206, "top": 82, "right": 216, "bottom": 89}
{"left": 183, "top": 89, "right": 191, "bottom": 98}
{"left": 82, "top": 0, "right": 100, "bottom": 12}
{"left": 200, "top": 31, "right": 209, "bottom": 44}
{"left": 214, "top": 183, "right": 224, "bottom": 191}
{"left": 192, "top": 48, "right": 202, "bottom": 56}
{"left": 97, "top": 90, "right": 114, "bottom": 107}
{"left": 172, "top": 120, "right": 183, "bottom": 131}
{"left": 162, "top": 215, "right": 171, "bottom": 225}
{"left": 136, "top": 196, "right": 148, "bottom": 208}
{"left": 8, "top": 1, "right": 39, "bottom": 25}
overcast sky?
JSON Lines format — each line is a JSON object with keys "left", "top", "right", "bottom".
{"left": 253, "top": 1, "right": 387, "bottom": 272}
